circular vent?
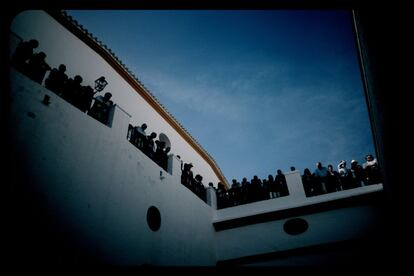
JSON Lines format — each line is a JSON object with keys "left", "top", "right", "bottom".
{"left": 283, "top": 218, "right": 308, "bottom": 235}
{"left": 147, "top": 206, "right": 161, "bottom": 231}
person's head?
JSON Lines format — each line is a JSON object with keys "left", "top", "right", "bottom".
{"left": 155, "top": 140, "right": 164, "bottom": 149}
{"left": 338, "top": 160, "right": 346, "bottom": 168}
{"left": 141, "top": 123, "right": 147, "bottom": 130}
{"left": 316, "top": 162, "right": 322, "bottom": 169}
{"left": 268, "top": 174, "right": 274, "bottom": 180}
{"left": 232, "top": 179, "right": 237, "bottom": 184}
{"left": 150, "top": 132, "right": 157, "bottom": 139}
{"left": 351, "top": 160, "right": 358, "bottom": 167}
{"left": 304, "top": 168, "right": 311, "bottom": 175}
{"left": 58, "top": 64, "right": 66, "bottom": 72}
{"left": 277, "top": 169, "right": 282, "bottom": 175}
{"left": 29, "top": 39, "right": 39, "bottom": 48}
{"left": 74, "top": 75, "right": 83, "bottom": 84}
{"left": 38, "top": 52, "right": 46, "bottom": 59}
{"left": 365, "top": 154, "right": 374, "bottom": 161}
{"left": 242, "top": 177, "right": 247, "bottom": 182}
{"left": 328, "top": 164, "right": 334, "bottom": 171}
{"left": 104, "top": 92, "right": 112, "bottom": 101}
{"left": 290, "top": 166, "right": 296, "bottom": 171}
{"left": 209, "top": 182, "right": 214, "bottom": 187}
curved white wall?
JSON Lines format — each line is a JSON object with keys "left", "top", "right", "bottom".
{"left": 10, "top": 10, "right": 221, "bottom": 187}
{"left": 9, "top": 70, "right": 216, "bottom": 265}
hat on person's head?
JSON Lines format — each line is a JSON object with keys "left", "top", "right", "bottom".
{"left": 188, "top": 163, "right": 193, "bottom": 167}
{"left": 338, "top": 160, "right": 346, "bottom": 167}
{"left": 351, "top": 160, "right": 358, "bottom": 164}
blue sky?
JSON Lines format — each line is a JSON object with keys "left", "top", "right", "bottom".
{"left": 68, "top": 10, "right": 375, "bottom": 182}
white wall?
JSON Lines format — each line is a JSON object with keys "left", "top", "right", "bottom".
{"left": 8, "top": 69, "right": 386, "bottom": 267}
{"left": 215, "top": 204, "right": 382, "bottom": 262}
{"left": 9, "top": 70, "right": 216, "bottom": 266}
{"left": 10, "top": 10, "right": 222, "bottom": 187}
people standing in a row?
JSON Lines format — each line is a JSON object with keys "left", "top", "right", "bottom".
{"left": 27, "top": 52, "right": 51, "bottom": 84}
{"left": 11, "top": 39, "right": 51, "bottom": 84}
{"left": 302, "top": 155, "right": 382, "bottom": 197}
{"left": 180, "top": 163, "right": 207, "bottom": 202}
{"left": 45, "top": 64, "right": 68, "bottom": 95}
{"left": 11, "top": 39, "right": 39, "bottom": 75}
{"left": 216, "top": 170, "right": 289, "bottom": 209}
{"left": 127, "top": 124, "right": 172, "bottom": 172}
{"left": 11, "top": 39, "right": 114, "bottom": 123}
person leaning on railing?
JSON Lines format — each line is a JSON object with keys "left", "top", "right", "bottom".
{"left": 87, "top": 92, "right": 113, "bottom": 125}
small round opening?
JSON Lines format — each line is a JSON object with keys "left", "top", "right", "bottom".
{"left": 283, "top": 218, "right": 308, "bottom": 235}
{"left": 147, "top": 206, "right": 161, "bottom": 231}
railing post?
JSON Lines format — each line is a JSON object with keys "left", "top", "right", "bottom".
{"left": 169, "top": 155, "right": 182, "bottom": 178}
{"left": 285, "top": 170, "right": 307, "bottom": 201}
{"left": 206, "top": 186, "right": 217, "bottom": 209}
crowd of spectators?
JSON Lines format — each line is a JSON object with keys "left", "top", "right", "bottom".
{"left": 181, "top": 163, "right": 207, "bottom": 202}
{"left": 11, "top": 39, "right": 383, "bottom": 209}
{"left": 302, "top": 155, "right": 382, "bottom": 197}
{"left": 127, "top": 124, "right": 171, "bottom": 172}
{"left": 215, "top": 154, "right": 382, "bottom": 209}
{"left": 11, "top": 39, "right": 113, "bottom": 126}
{"left": 215, "top": 170, "right": 290, "bottom": 209}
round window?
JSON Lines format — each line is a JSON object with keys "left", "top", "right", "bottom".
{"left": 147, "top": 206, "right": 161, "bottom": 231}
{"left": 283, "top": 218, "right": 308, "bottom": 235}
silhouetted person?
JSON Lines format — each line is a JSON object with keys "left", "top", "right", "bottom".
{"left": 290, "top": 166, "right": 296, "bottom": 171}
{"left": 230, "top": 179, "right": 241, "bottom": 206}
{"left": 11, "top": 39, "right": 38, "bottom": 75}
{"left": 79, "top": 85, "right": 94, "bottom": 112}
{"left": 275, "top": 169, "right": 289, "bottom": 197}
{"left": 26, "top": 52, "right": 51, "bottom": 84}
{"left": 143, "top": 132, "right": 157, "bottom": 159}
{"left": 268, "top": 174, "right": 277, "bottom": 199}
{"left": 88, "top": 92, "right": 113, "bottom": 125}
{"left": 338, "top": 160, "right": 353, "bottom": 190}
{"left": 194, "top": 174, "right": 206, "bottom": 201}
{"left": 62, "top": 75, "right": 83, "bottom": 105}
{"left": 216, "top": 182, "right": 227, "bottom": 209}
{"left": 250, "top": 176, "right": 262, "bottom": 202}
{"left": 313, "top": 162, "right": 328, "bottom": 195}
{"left": 326, "top": 164, "right": 341, "bottom": 192}
{"left": 45, "top": 64, "right": 68, "bottom": 95}
{"left": 162, "top": 147, "right": 170, "bottom": 172}
{"left": 350, "top": 160, "right": 365, "bottom": 187}
{"left": 154, "top": 140, "right": 166, "bottom": 168}
{"left": 181, "top": 163, "right": 190, "bottom": 186}
{"left": 363, "top": 154, "right": 381, "bottom": 184}
{"left": 132, "top": 123, "right": 147, "bottom": 150}
{"left": 302, "top": 168, "right": 315, "bottom": 197}
{"left": 240, "top": 177, "right": 250, "bottom": 204}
